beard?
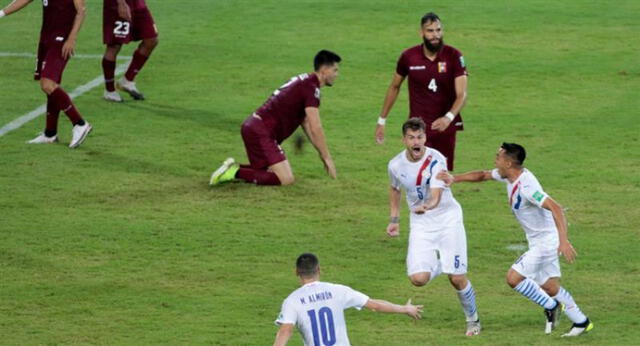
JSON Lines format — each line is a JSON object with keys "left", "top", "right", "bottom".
{"left": 423, "top": 37, "right": 443, "bottom": 53}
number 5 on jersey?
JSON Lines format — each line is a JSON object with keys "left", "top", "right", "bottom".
{"left": 428, "top": 78, "right": 438, "bottom": 92}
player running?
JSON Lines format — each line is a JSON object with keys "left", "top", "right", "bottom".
{"left": 273, "top": 253, "right": 423, "bottom": 346}
{"left": 375, "top": 12, "right": 468, "bottom": 171}
{"left": 438, "top": 143, "right": 593, "bottom": 336}
{"left": 210, "top": 50, "right": 340, "bottom": 186}
{"left": 1, "top": 0, "right": 92, "bottom": 148}
{"left": 102, "top": 0, "right": 158, "bottom": 101}
{"left": 385, "top": 117, "right": 480, "bottom": 336}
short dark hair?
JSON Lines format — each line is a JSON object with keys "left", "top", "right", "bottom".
{"left": 314, "top": 50, "right": 341, "bottom": 71}
{"left": 402, "top": 117, "right": 426, "bottom": 135}
{"left": 421, "top": 12, "right": 441, "bottom": 26}
{"left": 296, "top": 253, "right": 319, "bottom": 277}
{"left": 501, "top": 142, "right": 526, "bottom": 166}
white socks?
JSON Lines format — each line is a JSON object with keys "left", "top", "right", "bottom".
{"left": 553, "top": 287, "right": 587, "bottom": 324}
{"left": 457, "top": 281, "right": 479, "bottom": 321}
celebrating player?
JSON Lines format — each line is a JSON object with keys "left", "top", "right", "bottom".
{"left": 273, "top": 253, "right": 423, "bottom": 346}
{"left": 210, "top": 50, "right": 340, "bottom": 186}
{"left": 1, "top": 0, "right": 92, "bottom": 148}
{"left": 385, "top": 118, "right": 480, "bottom": 336}
{"left": 375, "top": 12, "right": 468, "bottom": 171}
{"left": 102, "top": 0, "right": 158, "bottom": 101}
{"left": 438, "top": 143, "right": 593, "bottom": 336}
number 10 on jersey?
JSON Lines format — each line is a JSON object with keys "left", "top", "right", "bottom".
{"left": 307, "top": 307, "right": 336, "bottom": 346}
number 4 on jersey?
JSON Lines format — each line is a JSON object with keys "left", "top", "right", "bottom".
{"left": 428, "top": 78, "right": 438, "bottom": 92}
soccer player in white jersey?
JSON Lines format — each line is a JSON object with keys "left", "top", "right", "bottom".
{"left": 438, "top": 143, "right": 593, "bottom": 336}
{"left": 273, "top": 253, "right": 423, "bottom": 346}
{"left": 385, "top": 117, "right": 480, "bottom": 336}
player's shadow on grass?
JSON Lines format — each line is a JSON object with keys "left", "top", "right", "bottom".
{"left": 117, "top": 101, "right": 241, "bottom": 134}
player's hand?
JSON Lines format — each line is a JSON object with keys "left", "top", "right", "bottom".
{"left": 323, "top": 158, "right": 337, "bottom": 179}
{"left": 404, "top": 298, "right": 423, "bottom": 320}
{"left": 386, "top": 223, "right": 399, "bottom": 237}
{"left": 375, "top": 124, "right": 385, "bottom": 144}
{"left": 61, "top": 39, "right": 76, "bottom": 60}
{"left": 558, "top": 241, "right": 577, "bottom": 263}
{"left": 431, "top": 116, "right": 452, "bottom": 132}
{"left": 412, "top": 204, "right": 428, "bottom": 214}
{"left": 117, "top": 2, "right": 132, "bottom": 22}
{"left": 437, "top": 171, "right": 454, "bottom": 186}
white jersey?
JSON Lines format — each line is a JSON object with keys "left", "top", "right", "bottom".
{"left": 491, "top": 168, "right": 559, "bottom": 253}
{"left": 275, "top": 281, "right": 369, "bottom": 346}
{"left": 388, "top": 147, "right": 463, "bottom": 231}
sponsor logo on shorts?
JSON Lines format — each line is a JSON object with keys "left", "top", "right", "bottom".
{"left": 55, "top": 36, "right": 64, "bottom": 42}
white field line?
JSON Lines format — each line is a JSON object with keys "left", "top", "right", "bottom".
{"left": 0, "top": 52, "right": 129, "bottom": 60}
{"left": 0, "top": 54, "right": 131, "bottom": 137}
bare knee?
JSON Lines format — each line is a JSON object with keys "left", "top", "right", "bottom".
{"left": 409, "top": 273, "right": 430, "bottom": 287}
{"left": 448, "top": 274, "right": 468, "bottom": 290}
{"left": 541, "top": 278, "right": 560, "bottom": 296}
{"left": 40, "top": 78, "right": 58, "bottom": 95}
{"left": 104, "top": 44, "right": 122, "bottom": 60}
{"left": 506, "top": 269, "right": 524, "bottom": 288}
{"left": 140, "top": 37, "right": 158, "bottom": 55}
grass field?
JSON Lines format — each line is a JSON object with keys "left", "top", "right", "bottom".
{"left": 1, "top": 0, "right": 639, "bottom": 344}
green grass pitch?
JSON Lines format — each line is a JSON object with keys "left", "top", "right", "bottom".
{"left": 1, "top": 0, "right": 639, "bottom": 344}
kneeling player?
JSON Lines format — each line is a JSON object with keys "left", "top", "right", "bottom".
{"left": 102, "top": 0, "right": 158, "bottom": 101}
{"left": 439, "top": 143, "right": 593, "bottom": 336}
{"left": 385, "top": 118, "right": 480, "bottom": 336}
{"left": 210, "top": 50, "right": 340, "bottom": 186}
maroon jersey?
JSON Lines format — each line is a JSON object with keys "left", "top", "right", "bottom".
{"left": 396, "top": 44, "right": 467, "bottom": 134}
{"left": 255, "top": 73, "right": 321, "bottom": 143}
{"left": 40, "top": 0, "right": 77, "bottom": 44}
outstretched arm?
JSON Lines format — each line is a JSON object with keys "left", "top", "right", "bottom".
{"left": 302, "top": 107, "right": 336, "bottom": 179}
{"left": 0, "top": 0, "right": 33, "bottom": 17}
{"left": 273, "top": 323, "right": 294, "bottom": 346}
{"left": 364, "top": 298, "right": 423, "bottom": 320}
{"left": 542, "top": 197, "right": 577, "bottom": 263}
{"left": 438, "top": 170, "right": 493, "bottom": 186}
{"left": 375, "top": 73, "right": 406, "bottom": 144}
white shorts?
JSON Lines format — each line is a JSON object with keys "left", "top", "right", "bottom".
{"left": 406, "top": 222, "right": 468, "bottom": 276}
{"left": 511, "top": 248, "right": 561, "bottom": 285}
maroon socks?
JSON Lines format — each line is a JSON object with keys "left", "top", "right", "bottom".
{"left": 102, "top": 58, "right": 116, "bottom": 92}
{"left": 236, "top": 167, "right": 281, "bottom": 185}
{"left": 124, "top": 49, "right": 150, "bottom": 81}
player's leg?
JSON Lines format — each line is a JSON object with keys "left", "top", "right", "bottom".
{"left": 439, "top": 223, "right": 480, "bottom": 334}
{"left": 102, "top": 44, "right": 123, "bottom": 102}
{"left": 540, "top": 274, "right": 592, "bottom": 336}
{"left": 507, "top": 252, "right": 559, "bottom": 311}
{"left": 119, "top": 7, "right": 159, "bottom": 100}
{"left": 426, "top": 131, "right": 456, "bottom": 171}
{"left": 41, "top": 78, "right": 92, "bottom": 148}
{"left": 28, "top": 43, "right": 59, "bottom": 144}
{"left": 406, "top": 229, "right": 441, "bottom": 286}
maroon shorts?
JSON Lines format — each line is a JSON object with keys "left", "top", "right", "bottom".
{"left": 103, "top": 5, "right": 158, "bottom": 45}
{"left": 241, "top": 115, "right": 287, "bottom": 169}
{"left": 34, "top": 41, "right": 69, "bottom": 84}
{"left": 426, "top": 130, "right": 457, "bottom": 171}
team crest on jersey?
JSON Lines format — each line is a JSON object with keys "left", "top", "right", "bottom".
{"left": 438, "top": 62, "right": 447, "bottom": 73}
{"left": 314, "top": 88, "right": 321, "bottom": 99}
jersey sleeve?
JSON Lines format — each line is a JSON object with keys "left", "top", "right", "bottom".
{"left": 491, "top": 169, "right": 507, "bottom": 182}
{"left": 341, "top": 285, "right": 370, "bottom": 311}
{"left": 451, "top": 49, "right": 468, "bottom": 78}
{"left": 274, "top": 299, "right": 297, "bottom": 326}
{"left": 428, "top": 158, "right": 448, "bottom": 189}
{"left": 388, "top": 163, "right": 401, "bottom": 190}
{"left": 304, "top": 84, "right": 321, "bottom": 108}
{"left": 520, "top": 180, "right": 549, "bottom": 207}
{"left": 395, "top": 52, "right": 409, "bottom": 77}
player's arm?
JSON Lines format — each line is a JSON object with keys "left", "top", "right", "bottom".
{"left": 386, "top": 186, "right": 401, "bottom": 237}
{"left": 302, "top": 107, "right": 336, "bottom": 179}
{"left": 0, "top": 0, "right": 33, "bottom": 17}
{"left": 437, "top": 170, "right": 493, "bottom": 186}
{"left": 375, "top": 72, "right": 406, "bottom": 144}
{"left": 431, "top": 75, "right": 468, "bottom": 132}
{"left": 541, "top": 196, "right": 577, "bottom": 263}
{"left": 413, "top": 188, "right": 443, "bottom": 214}
{"left": 272, "top": 323, "right": 294, "bottom": 346}
{"left": 116, "top": 0, "right": 131, "bottom": 21}
{"left": 61, "top": 0, "right": 86, "bottom": 60}
{"left": 364, "top": 298, "right": 423, "bottom": 319}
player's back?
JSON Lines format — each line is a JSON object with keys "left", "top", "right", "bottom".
{"left": 256, "top": 73, "right": 321, "bottom": 143}
{"left": 276, "top": 281, "right": 369, "bottom": 346}
{"left": 40, "top": 0, "right": 77, "bottom": 43}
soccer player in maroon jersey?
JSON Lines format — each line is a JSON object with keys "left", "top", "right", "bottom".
{"left": 375, "top": 12, "right": 468, "bottom": 171}
{"left": 102, "top": 0, "right": 158, "bottom": 102}
{"left": 210, "top": 50, "right": 341, "bottom": 186}
{"left": 1, "top": 0, "right": 92, "bottom": 148}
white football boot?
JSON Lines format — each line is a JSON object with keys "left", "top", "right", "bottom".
{"left": 117, "top": 77, "right": 145, "bottom": 100}
{"left": 103, "top": 90, "right": 124, "bottom": 102}
{"left": 27, "top": 133, "right": 59, "bottom": 144}
{"left": 69, "top": 122, "right": 92, "bottom": 148}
